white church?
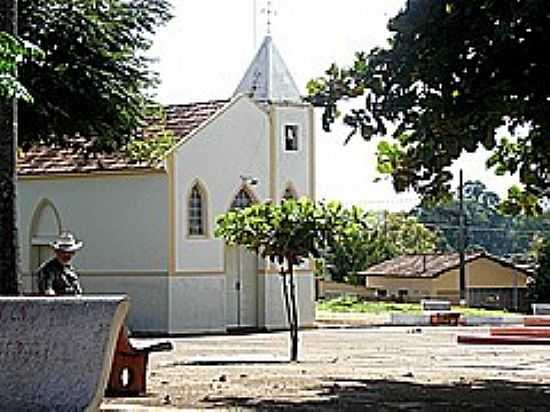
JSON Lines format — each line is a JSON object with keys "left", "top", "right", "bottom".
{"left": 17, "top": 36, "right": 317, "bottom": 334}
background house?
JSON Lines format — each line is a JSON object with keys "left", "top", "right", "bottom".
{"left": 357, "top": 252, "right": 531, "bottom": 310}
{"left": 17, "top": 36, "right": 316, "bottom": 334}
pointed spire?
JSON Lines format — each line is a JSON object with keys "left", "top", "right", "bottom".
{"left": 233, "top": 36, "right": 301, "bottom": 103}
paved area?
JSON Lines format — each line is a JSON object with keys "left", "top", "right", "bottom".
{"left": 102, "top": 327, "right": 550, "bottom": 411}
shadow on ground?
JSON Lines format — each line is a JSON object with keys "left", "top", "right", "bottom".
{"left": 201, "top": 377, "right": 550, "bottom": 411}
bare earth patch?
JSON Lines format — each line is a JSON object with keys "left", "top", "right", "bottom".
{"left": 102, "top": 327, "right": 550, "bottom": 410}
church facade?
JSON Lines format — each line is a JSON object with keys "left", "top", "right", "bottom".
{"left": 17, "top": 37, "right": 317, "bottom": 334}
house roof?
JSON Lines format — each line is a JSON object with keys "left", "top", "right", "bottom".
{"left": 357, "top": 252, "right": 532, "bottom": 279}
{"left": 17, "top": 99, "right": 228, "bottom": 176}
{"left": 233, "top": 36, "right": 302, "bottom": 103}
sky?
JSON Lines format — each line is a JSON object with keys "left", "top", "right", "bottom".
{"left": 148, "top": 0, "right": 517, "bottom": 211}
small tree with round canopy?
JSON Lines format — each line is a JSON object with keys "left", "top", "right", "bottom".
{"left": 216, "top": 198, "right": 353, "bottom": 362}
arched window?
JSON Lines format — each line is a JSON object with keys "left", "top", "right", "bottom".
{"left": 231, "top": 188, "right": 254, "bottom": 210}
{"left": 30, "top": 199, "right": 62, "bottom": 291}
{"left": 188, "top": 183, "right": 206, "bottom": 236}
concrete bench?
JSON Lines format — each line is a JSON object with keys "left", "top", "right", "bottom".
{"left": 106, "top": 328, "right": 172, "bottom": 396}
{"left": 0, "top": 296, "right": 128, "bottom": 411}
{"left": 421, "top": 299, "right": 452, "bottom": 312}
{"left": 532, "top": 304, "right": 550, "bottom": 315}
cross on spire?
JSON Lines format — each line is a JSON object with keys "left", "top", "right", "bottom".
{"left": 261, "top": 0, "right": 277, "bottom": 35}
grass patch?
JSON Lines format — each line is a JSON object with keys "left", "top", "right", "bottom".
{"left": 317, "top": 296, "right": 514, "bottom": 316}
{"left": 317, "top": 297, "right": 421, "bottom": 314}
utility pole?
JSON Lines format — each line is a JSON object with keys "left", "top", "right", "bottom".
{"left": 458, "top": 169, "right": 466, "bottom": 304}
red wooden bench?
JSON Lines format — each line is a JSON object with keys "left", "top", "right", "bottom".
{"left": 430, "top": 312, "right": 460, "bottom": 326}
{"left": 105, "top": 328, "right": 172, "bottom": 397}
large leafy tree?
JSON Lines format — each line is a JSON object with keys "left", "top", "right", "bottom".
{"left": 0, "top": 0, "right": 171, "bottom": 295}
{"left": 0, "top": 32, "right": 38, "bottom": 102}
{"left": 0, "top": 0, "right": 20, "bottom": 295}
{"left": 308, "top": 0, "right": 550, "bottom": 208}
{"left": 216, "top": 199, "right": 347, "bottom": 362}
{"left": 18, "top": 0, "right": 172, "bottom": 151}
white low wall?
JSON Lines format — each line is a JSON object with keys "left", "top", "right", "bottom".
{"left": 460, "top": 316, "right": 524, "bottom": 326}
{"left": 532, "top": 304, "right": 550, "bottom": 315}
{"left": 169, "top": 275, "right": 226, "bottom": 334}
{"left": 81, "top": 275, "right": 169, "bottom": 334}
{"left": 262, "top": 273, "right": 315, "bottom": 330}
{"left": 390, "top": 313, "right": 432, "bottom": 326}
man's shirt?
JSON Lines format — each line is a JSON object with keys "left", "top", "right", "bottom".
{"left": 36, "top": 257, "right": 83, "bottom": 295}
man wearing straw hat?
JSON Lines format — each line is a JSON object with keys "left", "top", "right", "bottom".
{"left": 37, "top": 231, "right": 83, "bottom": 296}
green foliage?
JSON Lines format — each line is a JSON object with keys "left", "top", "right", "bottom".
{"left": 125, "top": 131, "right": 174, "bottom": 164}
{"left": 414, "top": 180, "right": 550, "bottom": 257}
{"left": 124, "top": 105, "right": 176, "bottom": 165}
{"left": 318, "top": 296, "right": 422, "bottom": 314}
{"left": 317, "top": 297, "right": 511, "bottom": 316}
{"left": 17, "top": 0, "right": 173, "bottom": 151}
{"left": 0, "top": 31, "right": 42, "bottom": 102}
{"left": 216, "top": 198, "right": 335, "bottom": 362}
{"left": 308, "top": 0, "right": 550, "bottom": 209}
{"left": 500, "top": 185, "right": 542, "bottom": 217}
{"left": 216, "top": 198, "right": 329, "bottom": 264}
{"left": 217, "top": 199, "right": 437, "bottom": 285}
{"left": 326, "top": 210, "right": 438, "bottom": 282}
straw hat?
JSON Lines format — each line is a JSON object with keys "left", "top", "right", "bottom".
{"left": 50, "top": 231, "right": 83, "bottom": 252}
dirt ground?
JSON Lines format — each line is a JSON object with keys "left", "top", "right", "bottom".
{"left": 102, "top": 326, "right": 550, "bottom": 411}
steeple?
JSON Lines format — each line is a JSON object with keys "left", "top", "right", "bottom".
{"left": 233, "top": 36, "right": 301, "bottom": 103}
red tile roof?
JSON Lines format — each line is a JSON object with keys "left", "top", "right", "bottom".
{"left": 17, "top": 140, "right": 152, "bottom": 176}
{"left": 357, "top": 252, "right": 531, "bottom": 278}
{"left": 17, "top": 99, "right": 229, "bottom": 176}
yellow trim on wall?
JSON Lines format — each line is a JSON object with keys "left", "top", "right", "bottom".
{"left": 269, "top": 107, "right": 277, "bottom": 202}
{"left": 28, "top": 198, "right": 63, "bottom": 273}
{"left": 167, "top": 153, "right": 176, "bottom": 276}
{"left": 308, "top": 105, "right": 316, "bottom": 200}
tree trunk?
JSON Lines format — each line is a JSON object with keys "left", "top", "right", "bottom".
{"left": 0, "top": 0, "right": 20, "bottom": 296}
{"left": 280, "top": 268, "right": 293, "bottom": 333}
{"left": 286, "top": 256, "right": 299, "bottom": 362}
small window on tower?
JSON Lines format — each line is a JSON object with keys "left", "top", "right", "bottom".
{"left": 284, "top": 124, "right": 299, "bottom": 152}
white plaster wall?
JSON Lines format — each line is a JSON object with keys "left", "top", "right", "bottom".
{"left": 261, "top": 272, "right": 315, "bottom": 329}
{"left": 17, "top": 174, "right": 169, "bottom": 274}
{"left": 168, "top": 275, "right": 226, "bottom": 333}
{"left": 173, "top": 96, "right": 270, "bottom": 271}
{"left": 275, "top": 105, "right": 312, "bottom": 200}
{"left": 78, "top": 275, "right": 169, "bottom": 334}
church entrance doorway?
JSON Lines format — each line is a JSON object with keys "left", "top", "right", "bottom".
{"left": 225, "top": 245, "right": 258, "bottom": 330}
